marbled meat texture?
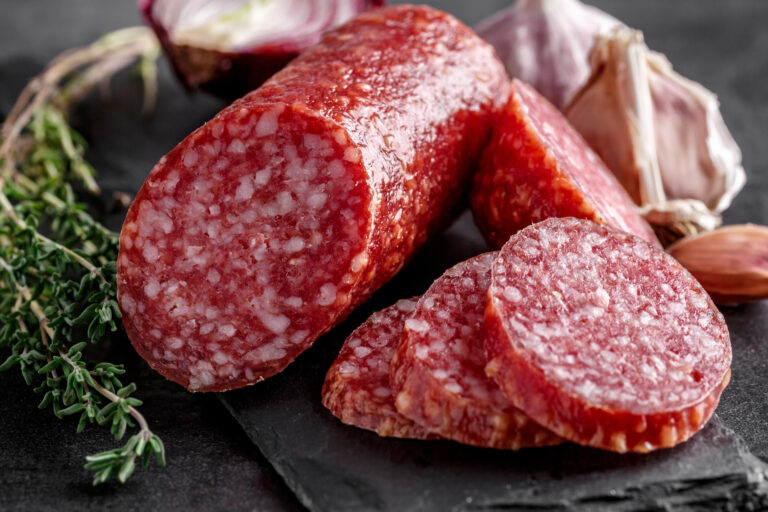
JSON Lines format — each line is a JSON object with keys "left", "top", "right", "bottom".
{"left": 322, "top": 299, "right": 435, "bottom": 439}
{"left": 471, "top": 79, "right": 659, "bottom": 249}
{"left": 484, "top": 217, "right": 732, "bottom": 453}
{"left": 117, "top": 5, "right": 510, "bottom": 391}
{"left": 390, "top": 252, "right": 562, "bottom": 449}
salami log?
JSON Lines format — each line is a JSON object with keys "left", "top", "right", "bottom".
{"left": 322, "top": 299, "right": 434, "bottom": 439}
{"left": 390, "top": 252, "right": 562, "bottom": 449}
{"left": 484, "top": 217, "right": 732, "bottom": 453}
{"left": 117, "top": 5, "right": 509, "bottom": 391}
{"left": 471, "top": 79, "right": 659, "bottom": 249}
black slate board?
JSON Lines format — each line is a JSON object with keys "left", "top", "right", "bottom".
{"left": 220, "top": 0, "right": 768, "bottom": 510}
{"left": 220, "top": 214, "right": 768, "bottom": 511}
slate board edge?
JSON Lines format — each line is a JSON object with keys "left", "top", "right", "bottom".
{"left": 219, "top": 390, "right": 768, "bottom": 512}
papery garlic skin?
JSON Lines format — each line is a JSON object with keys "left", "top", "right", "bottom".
{"left": 566, "top": 28, "right": 746, "bottom": 243}
{"left": 477, "top": 0, "right": 622, "bottom": 110}
{"left": 667, "top": 225, "right": 768, "bottom": 306}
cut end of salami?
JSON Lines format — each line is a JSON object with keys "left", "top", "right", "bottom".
{"left": 471, "top": 79, "right": 659, "bottom": 249}
{"left": 485, "top": 217, "right": 731, "bottom": 453}
{"left": 390, "top": 253, "right": 562, "bottom": 450}
{"left": 118, "top": 104, "right": 372, "bottom": 391}
{"left": 118, "top": 5, "right": 509, "bottom": 391}
{"left": 322, "top": 299, "right": 435, "bottom": 439}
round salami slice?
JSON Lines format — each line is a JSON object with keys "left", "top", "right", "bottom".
{"left": 471, "top": 79, "right": 659, "bottom": 249}
{"left": 485, "top": 217, "right": 732, "bottom": 453}
{"left": 322, "top": 299, "right": 435, "bottom": 439}
{"left": 117, "top": 6, "right": 510, "bottom": 391}
{"left": 390, "top": 252, "right": 562, "bottom": 449}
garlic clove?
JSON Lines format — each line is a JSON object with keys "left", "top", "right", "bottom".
{"left": 476, "top": 0, "right": 622, "bottom": 111}
{"left": 667, "top": 224, "right": 768, "bottom": 306}
{"left": 565, "top": 28, "right": 746, "bottom": 245}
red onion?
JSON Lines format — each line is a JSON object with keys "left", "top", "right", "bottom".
{"left": 139, "top": 0, "right": 385, "bottom": 99}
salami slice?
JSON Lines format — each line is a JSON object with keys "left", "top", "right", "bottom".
{"left": 390, "top": 252, "right": 562, "bottom": 449}
{"left": 471, "top": 79, "right": 659, "bottom": 249}
{"left": 117, "top": 6, "right": 509, "bottom": 391}
{"left": 484, "top": 217, "right": 732, "bottom": 453}
{"left": 322, "top": 299, "right": 434, "bottom": 439}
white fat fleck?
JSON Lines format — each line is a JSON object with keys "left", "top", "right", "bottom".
{"left": 254, "top": 168, "right": 272, "bottom": 186}
{"left": 444, "top": 382, "right": 463, "bottom": 394}
{"left": 353, "top": 346, "right": 372, "bottom": 358}
{"left": 228, "top": 139, "right": 246, "bottom": 154}
{"left": 317, "top": 283, "right": 337, "bottom": 306}
{"left": 121, "top": 294, "right": 136, "bottom": 315}
{"left": 307, "top": 192, "right": 327, "bottom": 209}
{"left": 276, "top": 191, "right": 295, "bottom": 214}
{"left": 414, "top": 345, "right": 430, "bottom": 360}
{"left": 168, "top": 337, "right": 184, "bottom": 349}
{"left": 291, "top": 329, "right": 309, "bottom": 343}
{"left": 338, "top": 361, "right": 357, "bottom": 375}
{"left": 373, "top": 387, "right": 390, "bottom": 398}
{"left": 256, "top": 109, "right": 280, "bottom": 137}
{"left": 235, "top": 177, "right": 254, "bottom": 201}
{"left": 432, "top": 369, "right": 449, "bottom": 380}
{"left": 142, "top": 243, "right": 159, "bottom": 263}
{"left": 219, "top": 324, "right": 236, "bottom": 337}
{"left": 285, "top": 297, "right": 303, "bottom": 308}
{"left": 208, "top": 204, "right": 220, "bottom": 216}
{"left": 405, "top": 318, "right": 430, "bottom": 333}
{"left": 503, "top": 285, "right": 522, "bottom": 302}
{"left": 212, "top": 351, "right": 229, "bottom": 365}
{"left": 328, "top": 160, "right": 345, "bottom": 178}
{"left": 200, "top": 323, "right": 215, "bottom": 335}
{"left": 183, "top": 149, "right": 198, "bottom": 167}
{"left": 144, "top": 278, "right": 161, "bottom": 299}
{"left": 255, "top": 310, "right": 290, "bottom": 334}
{"left": 284, "top": 237, "right": 305, "bottom": 253}
{"left": 207, "top": 268, "right": 221, "bottom": 285}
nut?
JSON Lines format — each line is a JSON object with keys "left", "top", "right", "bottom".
{"left": 667, "top": 224, "right": 768, "bottom": 306}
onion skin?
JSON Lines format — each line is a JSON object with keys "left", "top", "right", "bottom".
{"left": 139, "top": 0, "right": 386, "bottom": 100}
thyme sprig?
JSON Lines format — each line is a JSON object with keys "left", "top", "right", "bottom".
{"left": 0, "top": 27, "right": 165, "bottom": 485}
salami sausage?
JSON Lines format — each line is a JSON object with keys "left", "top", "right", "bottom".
{"left": 322, "top": 299, "right": 435, "bottom": 439}
{"left": 117, "top": 6, "right": 509, "bottom": 391}
{"left": 390, "top": 253, "right": 562, "bottom": 449}
{"left": 471, "top": 79, "right": 659, "bottom": 249}
{"left": 484, "top": 217, "right": 731, "bottom": 453}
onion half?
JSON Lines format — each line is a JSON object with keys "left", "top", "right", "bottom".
{"left": 140, "top": 0, "right": 385, "bottom": 99}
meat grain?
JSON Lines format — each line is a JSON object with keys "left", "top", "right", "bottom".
{"left": 390, "top": 252, "right": 562, "bottom": 449}
{"left": 484, "top": 217, "right": 731, "bottom": 452}
{"left": 322, "top": 299, "right": 434, "bottom": 439}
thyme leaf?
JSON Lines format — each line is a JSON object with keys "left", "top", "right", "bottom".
{"left": 0, "top": 26, "right": 165, "bottom": 485}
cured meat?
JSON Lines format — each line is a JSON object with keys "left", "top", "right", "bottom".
{"left": 117, "top": 5, "right": 509, "bottom": 391}
{"left": 470, "top": 79, "right": 659, "bottom": 249}
{"left": 484, "top": 217, "right": 732, "bottom": 453}
{"left": 390, "top": 252, "right": 562, "bottom": 449}
{"left": 322, "top": 299, "right": 434, "bottom": 439}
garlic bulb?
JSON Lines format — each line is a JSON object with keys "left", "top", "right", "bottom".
{"left": 566, "top": 28, "right": 746, "bottom": 244}
{"left": 476, "top": 0, "right": 622, "bottom": 110}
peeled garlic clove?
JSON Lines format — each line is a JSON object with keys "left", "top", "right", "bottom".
{"left": 565, "top": 28, "right": 746, "bottom": 243}
{"left": 667, "top": 224, "right": 768, "bottom": 306}
{"left": 476, "top": 0, "right": 622, "bottom": 111}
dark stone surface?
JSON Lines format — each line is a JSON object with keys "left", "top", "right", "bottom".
{"left": 3, "top": 0, "right": 768, "bottom": 511}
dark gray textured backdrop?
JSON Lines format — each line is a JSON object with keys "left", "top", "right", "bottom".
{"left": 1, "top": 1, "right": 767, "bottom": 511}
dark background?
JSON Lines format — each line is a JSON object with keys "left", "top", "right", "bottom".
{"left": 1, "top": 1, "right": 767, "bottom": 510}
